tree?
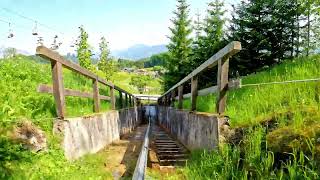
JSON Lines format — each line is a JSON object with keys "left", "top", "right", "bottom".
{"left": 77, "top": 26, "right": 92, "bottom": 69}
{"left": 201, "top": 0, "right": 226, "bottom": 61}
{"left": 97, "top": 37, "right": 116, "bottom": 80}
{"left": 130, "top": 75, "right": 152, "bottom": 94}
{"left": 165, "top": 0, "right": 193, "bottom": 89}
{"left": 191, "top": 11, "right": 205, "bottom": 67}
{"left": 299, "top": 0, "right": 320, "bottom": 56}
{"left": 2, "top": 48, "right": 17, "bottom": 59}
{"left": 229, "top": 0, "right": 298, "bottom": 76}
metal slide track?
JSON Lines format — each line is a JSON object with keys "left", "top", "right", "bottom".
{"left": 152, "top": 126, "right": 189, "bottom": 167}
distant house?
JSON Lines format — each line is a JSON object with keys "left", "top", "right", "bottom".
{"left": 122, "top": 67, "right": 134, "bottom": 73}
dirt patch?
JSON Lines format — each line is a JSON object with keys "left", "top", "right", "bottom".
{"left": 101, "top": 125, "right": 147, "bottom": 179}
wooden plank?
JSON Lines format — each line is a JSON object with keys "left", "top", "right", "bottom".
{"left": 38, "top": 84, "right": 110, "bottom": 100}
{"left": 51, "top": 61, "right": 65, "bottom": 118}
{"left": 36, "top": 46, "right": 114, "bottom": 87}
{"left": 191, "top": 76, "right": 198, "bottom": 111}
{"left": 171, "top": 90, "right": 176, "bottom": 107}
{"left": 119, "top": 91, "right": 123, "bottom": 109}
{"left": 175, "top": 79, "right": 241, "bottom": 100}
{"left": 36, "top": 46, "right": 136, "bottom": 98}
{"left": 129, "top": 96, "right": 132, "bottom": 106}
{"left": 110, "top": 86, "right": 116, "bottom": 110}
{"left": 125, "top": 94, "right": 128, "bottom": 107}
{"left": 160, "top": 41, "right": 241, "bottom": 98}
{"left": 216, "top": 57, "right": 229, "bottom": 114}
{"left": 178, "top": 86, "right": 183, "bottom": 109}
{"left": 93, "top": 79, "right": 100, "bottom": 112}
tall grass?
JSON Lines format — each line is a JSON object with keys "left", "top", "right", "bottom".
{"left": 180, "top": 55, "right": 320, "bottom": 178}
{"left": 184, "top": 127, "right": 319, "bottom": 179}
{"left": 182, "top": 55, "right": 320, "bottom": 127}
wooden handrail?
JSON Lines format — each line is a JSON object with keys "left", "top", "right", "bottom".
{"left": 160, "top": 41, "right": 241, "bottom": 98}
{"left": 36, "top": 46, "right": 135, "bottom": 118}
{"left": 158, "top": 41, "right": 241, "bottom": 114}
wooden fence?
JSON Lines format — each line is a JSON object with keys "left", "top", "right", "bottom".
{"left": 158, "top": 41, "right": 242, "bottom": 114}
{"left": 36, "top": 46, "right": 136, "bottom": 119}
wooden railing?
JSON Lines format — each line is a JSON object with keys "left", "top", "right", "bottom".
{"left": 158, "top": 41, "right": 242, "bottom": 114}
{"left": 36, "top": 46, "right": 136, "bottom": 119}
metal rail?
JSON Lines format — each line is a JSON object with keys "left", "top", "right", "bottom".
{"left": 132, "top": 120, "right": 151, "bottom": 180}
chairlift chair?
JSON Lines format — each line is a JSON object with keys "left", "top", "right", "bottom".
{"left": 32, "top": 21, "right": 38, "bottom": 36}
{"left": 7, "top": 23, "right": 14, "bottom": 38}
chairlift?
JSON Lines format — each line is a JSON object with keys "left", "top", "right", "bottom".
{"left": 7, "top": 23, "right": 14, "bottom": 38}
{"left": 37, "top": 37, "right": 44, "bottom": 46}
{"left": 32, "top": 21, "right": 38, "bottom": 36}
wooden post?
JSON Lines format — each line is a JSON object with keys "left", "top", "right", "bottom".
{"left": 93, "top": 78, "right": 100, "bottom": 112}
{"left": 51, "top": 61, "right": 65, "bottom": 118}
{"left": 216, "top": 57, "right": 230, "bottom": 114}
{"left": 110, "top": 86, "right": 116, "bottom": 110}
{"left": 178, "top": 85, "right": 183, "bottom": 110}
{"left": 125, "top": 94, "right": 128, "bottom": 108}
{"left": 119, "top": 91, "right": 123, "bottom": 109}
{"left": 191, "top": 76, "right": 198, "bottom": 111}
{"left": 171, "top": 90, "right": 176, "bottom": 107}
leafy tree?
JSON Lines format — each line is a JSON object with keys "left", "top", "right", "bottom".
{"left": 2, "top": 48, "right": 17, "bottom": 59}
{"left": 97, "top": 37, "right": 116, "bottom": 80}
{"left": 130, "top": 75, "right": 152, "bottom": 94}
{"left": 165, "top": 0, "right": 193, "bottom": 89}
{"left": 77, "top": 26, "right": 92, "bottom": 69}
{"left": 144, "top": 52, "right": 169, "bottom": 68}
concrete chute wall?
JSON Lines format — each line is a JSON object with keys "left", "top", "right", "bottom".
{"left": 157, "top": 106, "right": 219, "bottom": 150}
{"left": 53, "top": 107, "right": 142, "bottom": 160}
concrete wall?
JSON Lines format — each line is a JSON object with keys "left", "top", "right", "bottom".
{"left": 157, "top": 106, "right": 219, "bottom": 150}
{"left": 54, "top": 107, "right": 141, "bottom": 160}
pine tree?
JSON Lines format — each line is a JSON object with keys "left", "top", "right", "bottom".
{"left": 77, "top": 26, "right": 92, "bottom": 69}
{"left": 229, "top": 0, "right": 298, "bottom": 76}
{"left": 191, "top": 11, "right": 204, "bottom": 67}
{"left": 165, "top": 0, "right": 193, "bottom": 89}
{"left": 299, "top": 0, "right": 320, "bottom": 56}
{"left": 201, "top": 0, "right": 226, "bottom": 61}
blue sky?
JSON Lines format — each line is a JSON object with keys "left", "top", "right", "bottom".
{"left": 0, "top": 0, "right": 237, "bottom": 54}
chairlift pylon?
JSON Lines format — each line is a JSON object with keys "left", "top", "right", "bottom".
{"left": 32, "top": 21, "right": 38, "bottom": 36}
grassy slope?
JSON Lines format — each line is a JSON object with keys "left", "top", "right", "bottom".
{"left": 178, "top": 55, "right": 320, "bottom": 179}
{"left": 0, "top": 55, "right": 162, "bottom": 179}
{"left": 183, "top": 55, "right": 320, "bottom": 127}
{"left": 111, "top": 71, "right": 163, "bottom": 95}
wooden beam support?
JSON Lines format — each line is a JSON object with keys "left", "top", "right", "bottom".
{"left": 216, "top": 57, "right": 229, "bottom": 114}
{"left": 160, "top": 41, "right": 241, "bottom": 98}
{"left": 125, "top": 94, "right": 128, "bottom": 108}
{"left": 110, "top": 86, "right": 116, "bottom": 110}
{"left": 191, "top": 76, "right": 198, "bottom": 111}
{"left": 171, "top": 90, "right": 176, "bottom": 107}
{"left": 51, "top": 61, "right": 65, "bottom": 118}
{"left": 38, "top": 84, "right": 110, "bottom": 100}
{"left": 119, "top": 91, "right": 123, "bottom": 109}
{"left": 178, "top": 85, "right": 183, "bottom": 109}
{"left": 93, "top": 79, "right": 100, "bottom": 112}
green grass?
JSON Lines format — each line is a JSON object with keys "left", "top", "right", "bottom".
{"left": 178, "top": 55, "right": 320, "bottom": 179}
{"left": 111, "top": 71, "right": 163, "bottom": 95}
{"left": 182, "top": 55, "right": 320, "bottom": 127}
{"left": 0, "top": 55, "right": 143, "bottom": 179}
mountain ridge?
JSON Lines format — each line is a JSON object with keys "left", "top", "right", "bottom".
{"left": 112, "top": 44, "right": 167, "bottom": 60}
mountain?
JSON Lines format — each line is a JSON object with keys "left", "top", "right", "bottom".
{"left": 112, "top": 44, "right": 167, "bottom": 60}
